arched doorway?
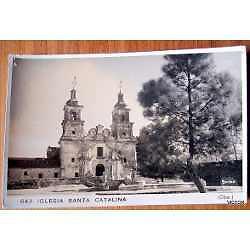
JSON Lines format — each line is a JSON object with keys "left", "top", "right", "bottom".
{"left": 96, "top": 164, "right": 105, "bottom": 176}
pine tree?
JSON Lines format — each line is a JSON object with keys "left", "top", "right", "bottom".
{"left": 138, "top": 54, "right": 236, "bottom": 193}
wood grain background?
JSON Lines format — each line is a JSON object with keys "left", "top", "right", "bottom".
{"left": 0, "top": 40, "right": 249, "bottom": 209}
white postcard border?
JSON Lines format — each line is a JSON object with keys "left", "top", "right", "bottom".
{"left": 3, "top": 46, "right": 247, "bottom": 208}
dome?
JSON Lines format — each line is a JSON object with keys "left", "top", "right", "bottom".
{"left": 114, "top": 91, "right": 127, "bottom": 108}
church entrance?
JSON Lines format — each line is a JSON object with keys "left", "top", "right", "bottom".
{"left": 96, "top": 164, "right": 105, "bottom": 176}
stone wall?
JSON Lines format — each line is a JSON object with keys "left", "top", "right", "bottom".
{"left": 8, "top": 167, "right": 60, "bottom": 183}
{"left": 60, "top": 139, "right": 82, "bottom": 178}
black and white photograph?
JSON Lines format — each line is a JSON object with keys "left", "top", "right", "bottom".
{"left": 3, "top": 46, "right": 247, "bottom": 208}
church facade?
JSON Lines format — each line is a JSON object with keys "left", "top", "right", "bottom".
{"left": 8, "top": 83, "right": 137, "bottom": 188}
{"left": 60, "top": 85, "right": 137, "bottom": 183}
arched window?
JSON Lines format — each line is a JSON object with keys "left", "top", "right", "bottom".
{"left": 71, "top": 111, "right": 77, "bottom": 121}
{"left": 24, "top": 171, "right": 28, "bottom": 176}
{"left": 38, "top": 173, "right": 43, "bottom": 179}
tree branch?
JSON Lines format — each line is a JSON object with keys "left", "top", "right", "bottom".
{"left": 196, "top": 97, "right": 214, "bottom": 114}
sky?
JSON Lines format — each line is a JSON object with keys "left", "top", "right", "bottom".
{"left": 8, "top": 51, "right": 242, "bottom": 157}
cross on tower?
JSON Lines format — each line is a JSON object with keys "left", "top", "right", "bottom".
{"left": 72, "top": 76, "right": 77, "bottom": 89}
{"left": 119, "top": 80, "right": 123, "bottom": 93}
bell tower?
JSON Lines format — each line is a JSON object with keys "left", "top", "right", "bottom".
{"left": 111, "top": 83, "right": 134, "bottom": 140}
{"left": 60, "top": 77, "right": 84, "bottom": 140}
{"left": 59, "top": 77, "right": 84, "bottom": 178}
{"left": 110, "top": 82, "right": 137, "bottom": 182}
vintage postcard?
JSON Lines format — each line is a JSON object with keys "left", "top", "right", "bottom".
{"left": 3, "top": 46, "right": 247, "bottom": 208}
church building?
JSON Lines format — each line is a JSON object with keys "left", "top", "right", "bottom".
{"left": 60, "top": 82, "right": 137, "bottom": 183}
{"left": 8, "top": 80, "right": 137, "bottom": 188}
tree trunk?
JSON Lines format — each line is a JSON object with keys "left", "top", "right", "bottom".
{"left": 232, "top": 142, "right": 238, "bottom": 161}
{"left": 231, "top": 125, "right": 238, "bottom": 161}
{"left": 187, "top": 69, "right": 206, "bottom": 193}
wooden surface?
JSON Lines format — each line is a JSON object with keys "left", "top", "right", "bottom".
{"left": 0, "top": 40, "right": 249, "bottom": 209}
